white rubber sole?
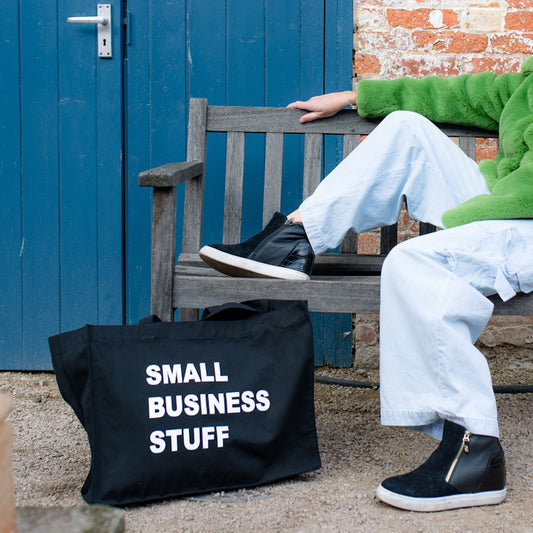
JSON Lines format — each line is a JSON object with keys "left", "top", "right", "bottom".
{"left": 376, "top": 484, "right": 507, "bottom": 512}
{"left": 199, "top": 245, "right": 310, "bottom": 281}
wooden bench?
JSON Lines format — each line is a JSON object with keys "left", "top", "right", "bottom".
{"left": 139, "top": 97, "right": 533, "bottom": 325}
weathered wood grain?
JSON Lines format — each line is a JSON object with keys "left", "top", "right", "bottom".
{"left": 173, "top": 274, "right": 382, "bottom": 313}
{"left": 182, "top": 98, "right": 208, "bottom": 253}
{"left": 459, "top": 136, "right": 477, "bottom": 159}
{"left": 151, "top": 187, "right": 177, "bottom": 322}
{"left": 138, "top": 161, "right": 203, "bottom": 187}
{"left": 223, "top": 131, "right": 245, "bottom": 243}
{"left": 207, "top": 105, "right": 496, "bottom": 137}
{"left": 303, "top": 134, "right": 323, "bottom": 200}
{"left": 342, "top": 134, "right": 360, "bottom": 157}
{"left": 263, "top": 132, "right": 284, "bottom": 226}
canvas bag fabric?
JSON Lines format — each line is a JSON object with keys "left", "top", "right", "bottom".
{"left": 49, "top": 299, "right": 321, "bottom": 506}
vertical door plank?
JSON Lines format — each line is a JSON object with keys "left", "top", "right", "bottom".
{"left": 227, "top": 0, "right": 266, "bottom": 235}
{"left": 124, "top": 0, "right": 153, "bottom": 324}
{"left": 126, "top": 0, "right": 189, "bottom": 324}
{"left": 263, "top": 133, "right": 284, "bottom": 226}
{"left": 95, "top": 6, "right": 124, "bottom": 325}
{"left": 265, "top": 0, "right": 301, "bottom": 217}
{"left": 188, "top": 1, "right": 227, "bottom": 248}
{"left": 59, "top": 0, "right": 99, "bottom": 333}
{"left": 0, "top": 1, "right": 23, "bottom": 368}
{"left": 223, "top": 131, "right": 245, "bottom": 243}
{"left": 19, "top": 2, "right": 61, "bottom": 368}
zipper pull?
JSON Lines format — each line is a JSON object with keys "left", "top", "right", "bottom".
{"left": 463, "top": 431, "right": 471, "bottom": 453}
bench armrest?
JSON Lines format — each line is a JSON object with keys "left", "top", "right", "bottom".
{"left": 138, "top": 160, "right": 204, "bottom": 187}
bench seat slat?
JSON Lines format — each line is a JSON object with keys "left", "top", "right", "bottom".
{"left": 172, "top": 271, "right": 532, "bottom": 316}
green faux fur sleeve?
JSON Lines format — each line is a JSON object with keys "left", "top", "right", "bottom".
{"left": 357, "top": 72, "right": 525, "bottom": 131}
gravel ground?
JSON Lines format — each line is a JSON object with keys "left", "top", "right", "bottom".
{"left": 2, "top": 369, "right": 532, "bottom": 533}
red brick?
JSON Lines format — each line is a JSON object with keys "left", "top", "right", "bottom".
{"left": 357, "top": 30, "right": 409, "bottom": 52}
{"left": 353, "top": 53, "right": 381, "bottom": 75}
{"left": 412, "top": 31, "right": 488, "bottom": 53}
{"left": 507, "top": 0, "right": 533, "bottom": 8}
{"left": 468, "top": 56, "right": 523, "bottom": 75}
{"left": 387, "top": 8, "right": 429, "bottom": 29}
{"left": 491, "top": 33, "right": 533, "bottom": 54}
{"left": 448, "top": 32, "right": 488, "bottom": 53}
{"left": 357, "top": 232, "right": 380, "bottom": 255}
{"left": 505, "top": 11, "right": 533, "bottom": 30}
{"left": 476, "top": 138, "right": 498, "bottom": 162}
{"left": 398, "top": 56, "right": 461, "bottom": 77}
{"left": 441, "top": 10, "right": 459, "bottom": 29}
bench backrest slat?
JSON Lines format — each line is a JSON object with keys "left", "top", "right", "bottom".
{"left": 303, "top": 134, "right": 323, "bottom": 200}
{"left": 263, "top": 132, "right": 284, "bottom": 226}
{"left": 183, "top": 98, "right": 208, "bottom": 253}
{"left": 459, "top": 136, "right": 477, "bottom": 159}
{"left": 223, "top": 131, "right": 245, "bottom": 243}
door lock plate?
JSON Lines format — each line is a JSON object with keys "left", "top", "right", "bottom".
{"left": 97, "top": 4, "right": 112, "bottom": 58}
{"left": 67, "top": 4, "right": 112, "bottom": 58}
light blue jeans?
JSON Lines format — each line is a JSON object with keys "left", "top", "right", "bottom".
{"left": 300, "top": 111, "right": 533, "bottom": 439}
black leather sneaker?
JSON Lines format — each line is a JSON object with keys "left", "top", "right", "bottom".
{"left": 376, "top": 420, "right": 506, "bottom": 512}
{"left": 199, "top": 212, "right": 315, "bottom": 280}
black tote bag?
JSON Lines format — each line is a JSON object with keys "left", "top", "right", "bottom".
{"left": 49, "top": 299, "right": 321, "bottom": 506}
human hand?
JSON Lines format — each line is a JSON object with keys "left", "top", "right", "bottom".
{"left": 287, "top": 91, "right": 357, "bottom": 123}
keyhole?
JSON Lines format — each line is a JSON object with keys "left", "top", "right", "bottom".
{"left": 103, "top": 38, "right": 107, "bottom": 46}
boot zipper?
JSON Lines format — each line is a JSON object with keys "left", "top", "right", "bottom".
{"left": 445, "top": 430, "right": 471, "bottom": 483}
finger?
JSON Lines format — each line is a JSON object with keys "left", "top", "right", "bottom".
{"left": 287, "top": 100, "right": 308, "bottom": 110}
{"left": 300, "top": 112, "right": 322, "bottom": 123}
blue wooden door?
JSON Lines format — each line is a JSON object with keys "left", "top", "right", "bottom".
{"left": 1, "top": 1, "right": 352, "bottom": 369}
{"left": 125, "top": 0, "right": 353, "bottom": 366}
{"left": 0, "top": 1, "right": 124, "bottom": 369}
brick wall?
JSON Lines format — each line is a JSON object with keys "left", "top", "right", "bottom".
{"left": 350, "top": 0, "right": 533, "bottom": 379}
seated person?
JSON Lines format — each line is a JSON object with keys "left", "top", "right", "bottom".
{"left": 199, "top": 57, "right": 533, "bottom": 512}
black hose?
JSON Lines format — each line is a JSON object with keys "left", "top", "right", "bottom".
{"left": 314, "top": 374, "right": 533, "bottom": 394}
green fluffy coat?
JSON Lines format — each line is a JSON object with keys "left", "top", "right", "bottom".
{"left": 356, "top": 56, "right": 533, "bottom": 228}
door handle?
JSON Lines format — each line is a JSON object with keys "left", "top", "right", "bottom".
{"left": 67, "top": 15, "right": 108, "bottom": 25}
{"left": 67, "top": 4, "right": 112, "bottom": 58}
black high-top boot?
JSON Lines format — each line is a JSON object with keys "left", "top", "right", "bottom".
{"left": 199, "top": 212, "right": 315, "bottom": 280}
{"left": 376, "top": 420, "right": 506, "bottom": 512}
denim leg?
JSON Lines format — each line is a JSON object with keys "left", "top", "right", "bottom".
{"left": 379, "top": 219, "right": 533, "bottom": 439}
{"left": 299, "top": 110, "right": 489, "bottom": 254}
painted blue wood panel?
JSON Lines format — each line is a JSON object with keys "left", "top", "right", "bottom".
{"left": 19, "top": 1, "right": 62, "bottom": 369}
{"left": 0, "top": 0, "right": 23, "bottom": 369}
{"left": 124, "top": 0, "right": 153, "bottom": 325}
{"left": 125, "top": 0, "right": 189, "bottom": 324}
{"left": 0, "top": 0, "right": 124, "bottom": 369}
